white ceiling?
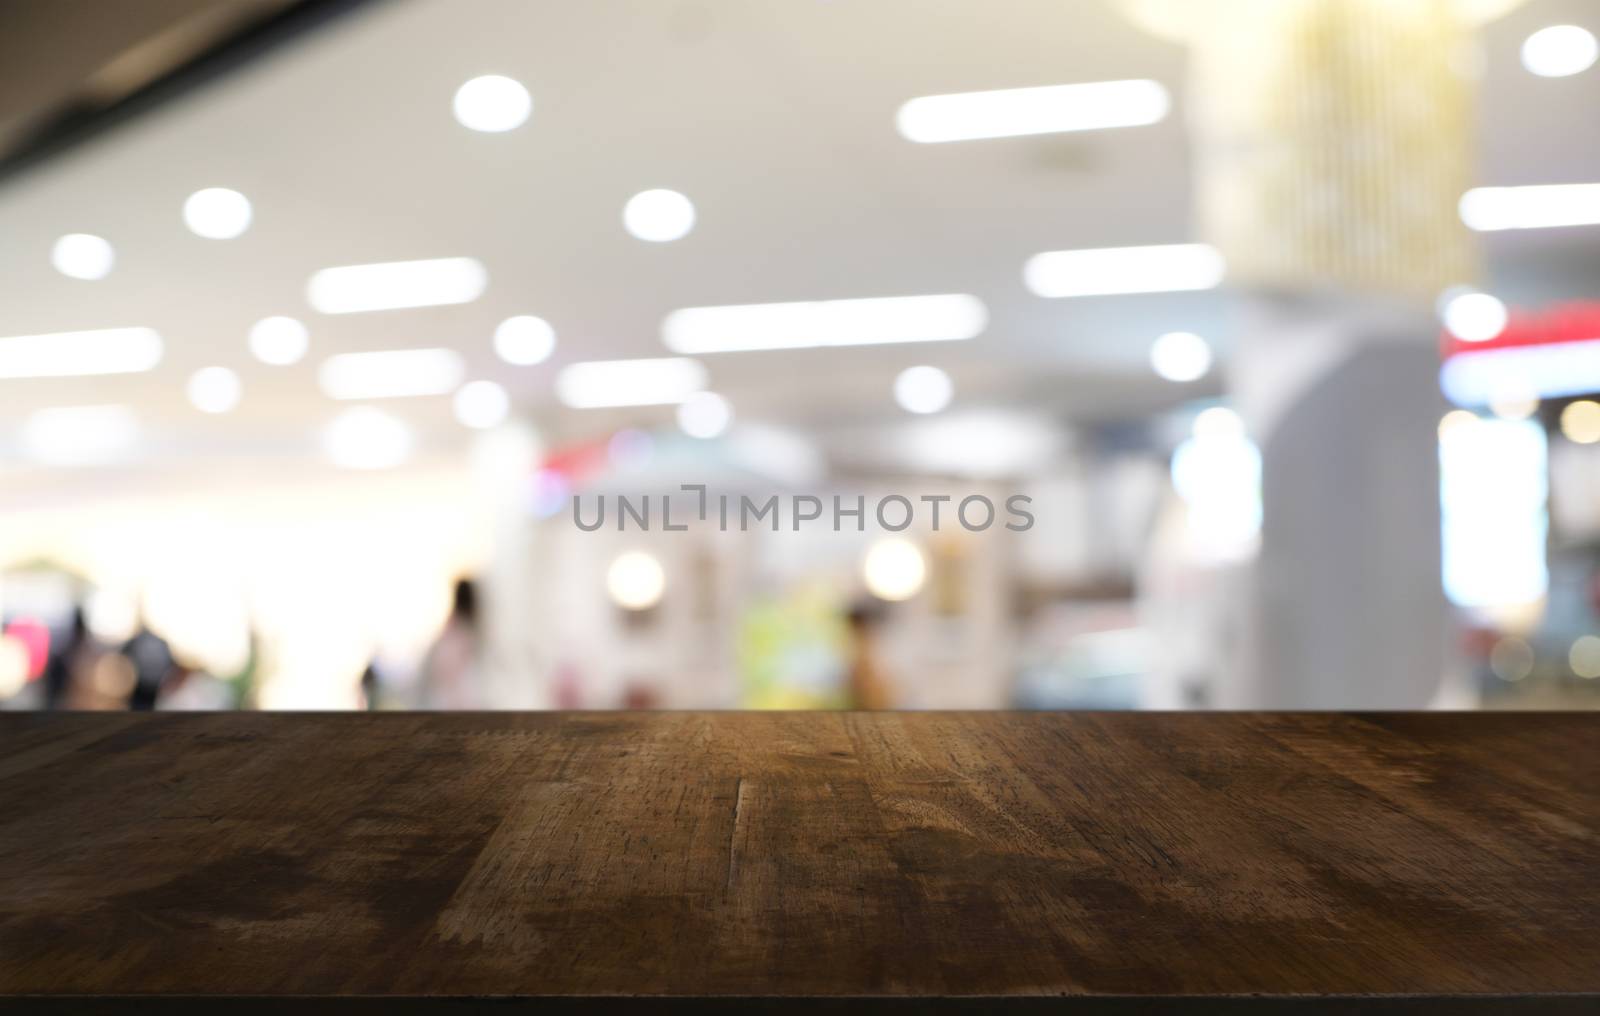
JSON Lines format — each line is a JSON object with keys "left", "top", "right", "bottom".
{"left": 0, "top": 0, "right": 1595, "bottom": 459}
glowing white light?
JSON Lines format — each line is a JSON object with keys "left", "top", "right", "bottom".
{"left": 677, "top": 391, "right": 732, "bottom": 438}
{"left": 452, "top": 74, "right": 532, "bottom": 132}
{"left": 1150, "top": 331, "right": 1212, "bottom": 382}
{"left": 896, "top": 79, "right": 1170, "bottom": 143}
{"left": 183, "top": 187, "right": 252, "bottom": 239}
{"left": 556, "top": 357, "right": 707, "bottom": 408}
{"left": 453, "top": 380, "right": 510, "bottom": 429}
{"left": 862, "top": 537, "right": 927, "bottom": 602}
{"left": 307, "top": 257, "right": 487, "bottom": 314}
{"left": 186, "top": 366, "right": 242, "bottom": 414}
{"left": 1489, "top": 380, "right": 1539, "bottom": 421}
{"left": 0, "top": 636, "right": 26, "bottom": 699}
{"left": 663, "top": 294, "right": 986, "bottom": 353}
{"left": 51, "top": 233, "right": 114, "bottom": 280}
{"left": 494, "top": 315, "right": 556, "bottom": 365}
{"left": 1440, "top": 416, "right": 1548, "bottom": 608}
{"left": 1441, "top": 339, "right": 1600, "bottom": 405}
{"left": 0, "top": 326, "right": 161, "bottom": 379}
{"left": 1560, "top": 400, "right": 1600, "bottom": 444}
{"left": 1024, "top": 243, "right": 1225, "bottom": 298}
{"left": 1460, "top": 183, "right": 1600, "bottom": 231}
{"left": 249, "top": 316, "right": 309, "bottom": 365}
{"left": 1441, "top": 291, "right": 1507, "bottom": 342}
{"left": 318, "top": 348, "right": 465, "bottom": 400}
{"left": 623, "top": 189, "right": 696, "bottom": 242}
{"left": 1172, "top": 412, "right": 1261, "bottom": 563}
{"left": 894, "top": 365, "right": 953, "bottom": 414}
{"left": 322, "top": 406, "right": 413, "bottom": 470}
{"left": 21, "top": 405, "right": 139, "bottom": 467}
{"left": 1521, "top": 25, "right": 1598, "bottom": 77}
{"left": 607, "top": 551, "right": 666, "bottom": 610}
{"left": 1439, "top": 409, "right": 1479, "bottom": 441}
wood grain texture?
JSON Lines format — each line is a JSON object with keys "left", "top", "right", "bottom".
{"left": 0, "top": 712, "right": 1596, "bottom": 1011}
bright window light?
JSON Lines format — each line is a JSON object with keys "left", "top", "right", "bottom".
{"left": 50, "top": 233, "right": 114, "bottom": 280}
{"left": 863, "top": 537, "right": 927, "bottom": 601}
{"left": 607, "top": 551, "right": 666, "bottom": 610}
{"left": 623, "top": 189, "right": 696, "bottom": 242}
{"left": 1440, "top": 416, "right": 1548, "bottom": 608}
{"left": 0, "top": 327, "right": 162, "bottom": 379}
{"left": 183, "top": 187, "right": 252, "bottom": 239}
{"left": 1440, "top": 291, "right": 1507, "bottom": 342}
{"left": 1521, "top": 25, "right": 1598, "bottom": 77}
{"left": 494, "top": 315, "right": 556, "bottom": 365}
{"left": 677, "top": 391, "right": 732, "bottom": 438}
{"left": 1150, "top": 331, "right": 1212, "bottom": 382}
{"left": 453, "top": 75, "right": 532, "bottom": 132}
{"left": 894, "top": 365, "right": 954, "bottom": 414}
{"left": 896, "top": 79, "right": 1170, "bottom": 143}
{"left": 318, "top": 348, "right": 466, "bottom": 400}
{"left": 1024, "top": 243, "right": 1225, "bottom": 298}
{"left": 663, "top": 294, "right": 986, "bottom": 353}
{"left": 186, "top": 366, "right": 242, "bottom": 414}
{"left": 21, "top": 405, "right": 139, "bottom": 467}
{"left": 556, "top": 357, "right": 707, "bottom": 408}
{"left": 322, "top": 406, "right": 413, "bottom": 470}
{"left": 248, "top": 316, "right": 309, "bottom": 365}
{"left": 1441, "top": 339, "right": 1600, "bottom": 405}
{"left": 453, "top": 380, "right": 510, "bottom": 429}
{"left": 1460, "top": 183, "right": 1600, "bottom": 231}
{"left": 307, "top": 257, "right": 488, "bottom": 314}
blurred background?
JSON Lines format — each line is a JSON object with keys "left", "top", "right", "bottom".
{"left": 1, "top": 0, "right": 1597, "bottom": 712}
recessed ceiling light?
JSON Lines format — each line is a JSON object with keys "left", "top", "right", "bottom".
{"left": 1441, "top": 291, "right": 1507, "bottom": 342}
{"left": 623, "top": 189, "right": 696, "bottom": 242}
{"left": 493, "top": 315, "right": 556, "bottom": 365}
{"left": 862, "top": 537, "right": 927, "bottom": 601}
{"left": 248, "top": 316, "right": 309, "bottom": 365}
{"left": 21, "top": 405, "right": 139, "bottom": 467}
{"left": 1459, "top": 183, "right": 1600, "bottom": 231}
{"left": 894, "top": 365, "right": 953, "bottom": 414}
{"left": 306, "top": 257, "right": 488, "bottom": 314}
{"left": 317, "top": 348, "right": 466, "bottom": 400}
{"left": 1024, "top": 243, "right": 1225, "bottom": 298}
{"left": 187, "top": 366, "right": 242, "bottom": 414}
{"left": 454, "top": 380, "right": 510, "bottom": 429}
{"left": 50, "top": 234, "right": 115, "bottom": 280}
{"left": 896, "top": 79, "right": 1170, "bottom": 143}
{"left": 322, "top": 406, "right": 412, "bottom": 470}
{"left": 183, "top": 187, "right": 252, "bottom": 239}
{"left": 556, "top": 357, "right": 707, "bottom": 408}
{"left": 1150, "top": 331, "right": 1213, "bottom": 382}
{"left": 1521, "top": 25, "right": 1598, "bottom": 77}
{"left": 453, "top": 75, "right": 532, "bottom": 132}
{"left": 662, "top": 294, "right": 986, "bottom": 353}
{"left": 677, "top": 391, "right": 732, "bottom": 438}
{"left": 0, "top": 327, "right": 162, "bottom": 379}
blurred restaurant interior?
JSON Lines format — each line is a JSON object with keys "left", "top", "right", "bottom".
{"left": 1, "top": 0, "right": 1598, "bottom": 714}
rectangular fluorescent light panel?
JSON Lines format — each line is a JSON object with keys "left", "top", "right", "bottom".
{"left": 0, "top": 327, "right": 162, "bottom": 379}
{"left": 896, "top": 79, "right": 1169, "bottom": 143}
{"left": 307, "top": 257, "right": 488, "bottom": 314}
{"left": 21, "top": 405, "right": 139, "bottom": 467}
{"left": 1460, "top": 183, "right": 1600, "bottom": 231}
{"left": 1024, "top": 243, "right": 1225, "bottom": 298}
{"left": 556, "top": 357, "right": 707, "bottom": 408}
{"left": 1441, "top": 338, "right": 1600, "bottom": 405}
{"left": 318, "top": 348, "right": 466, "bottom": 400}
{"left": 662, "top": 294, "right": 987, "bottom": 354}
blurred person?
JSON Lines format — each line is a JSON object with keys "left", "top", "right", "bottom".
{"left": 417, "top": 579, "right": 483, "bottom": 709}
{"left": 41, "top": 607, "right": 95, "bottom": 710}
{"left": 121, "top": 624, "right": 176, "bottom": 711}
{"left": 843, "top": 601, "right": 895, "bottom": 710}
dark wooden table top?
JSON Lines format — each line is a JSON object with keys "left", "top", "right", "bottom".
{"left": 0, "top": 711, "right": 1596, "bottom": 1013}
